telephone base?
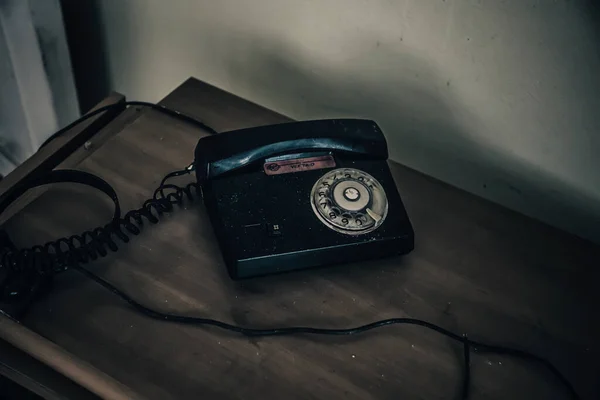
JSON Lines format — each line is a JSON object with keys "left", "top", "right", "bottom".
{"left": 201, "top": 151, "right": 414, "bottom": 279}
{"left": 229, "top": 232, "right": 413, "bottom": 279}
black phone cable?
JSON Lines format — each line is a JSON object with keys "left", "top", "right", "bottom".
{"left": 39, "top": 100, "right": 218, "bottom": 149}
{"left": 74, "top": 261, "right": 579, "bottom": 400}
{"left": 0, "top": 165, "right": 581, "bottom": 400}
{"left": 0, "top": 166, "right": 200, "bottom": 303}
{"left": 462, "top": 334, "right": 471, "bottom": 399}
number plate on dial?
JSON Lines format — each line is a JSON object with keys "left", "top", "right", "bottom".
{"left": 310, "top": 168, "right": 388, "bottom": 235}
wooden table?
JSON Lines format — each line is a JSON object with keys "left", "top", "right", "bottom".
{"left": 1, "top": 78, "right": 599, "bottom": 400}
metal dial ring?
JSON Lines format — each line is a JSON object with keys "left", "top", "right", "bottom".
{"left": 310, "top": 168, "right": 388, "bottom": 235}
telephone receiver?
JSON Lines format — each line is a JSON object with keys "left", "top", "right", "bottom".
{"left": 194, "top": 119, "right": 389, "bottom": 182}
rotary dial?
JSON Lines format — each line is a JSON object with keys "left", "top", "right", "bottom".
{"left": 310, "top": 168, "right": 388, "bottom": 235}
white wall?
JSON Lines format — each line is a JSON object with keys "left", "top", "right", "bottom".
{"left": 89, "top": 0, "right": 600, "bottom": 242}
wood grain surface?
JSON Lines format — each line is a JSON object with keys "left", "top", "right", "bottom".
{"left": 4, "top": 78, "right": 599, "bottom": 400}
{"left": 0, "top": 338, "right": 98, "bottom": 400}
{"left": 0, "top": 93, "right": 127, "bottom": 225}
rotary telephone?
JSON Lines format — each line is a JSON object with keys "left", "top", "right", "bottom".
{"left": 196, "top": 119, "right": 414, "bottom": 278}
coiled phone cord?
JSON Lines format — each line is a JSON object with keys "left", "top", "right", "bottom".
{"left": 1, "top": 99, "right": 215, "bottom": 290}
{"left": 0, "top": 167, "right": 200, "bottom": 289}
{"left": 0, "top": 104, "right": 581, "bottom": 400}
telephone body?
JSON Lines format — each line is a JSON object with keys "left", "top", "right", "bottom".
{"left": 195, "top": 119, "right": 414, "bottom": 279}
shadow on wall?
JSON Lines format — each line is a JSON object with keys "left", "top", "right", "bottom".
{"left": 588, "top": 0, "right": 600, "bottom": 43}
{"left": 221, "top": 33, "right": 600, "bottom": 243}
{"left": 59, "top": 0, "right": 110, "bottom": 112}
{"left": 59, "top": 2, "right": 600, "bottom": 243}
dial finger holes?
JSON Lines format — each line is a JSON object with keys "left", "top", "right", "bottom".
{"left": 310, "top": 168, "right": 388, "bottom": 235}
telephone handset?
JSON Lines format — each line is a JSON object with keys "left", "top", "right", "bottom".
{"left": 196, "top": 119, "right": 414, "bottom": 279}
{"left": 194, "top": 119, "right": 388, "bottom": 182}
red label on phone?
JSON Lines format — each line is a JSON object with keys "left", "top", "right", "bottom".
{"left": 264, "top": 155, "right": 336, "bottom": 175}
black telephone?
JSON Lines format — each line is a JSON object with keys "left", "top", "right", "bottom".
{"left": 196, "top": 119, "right": 414, "bottom": 278}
